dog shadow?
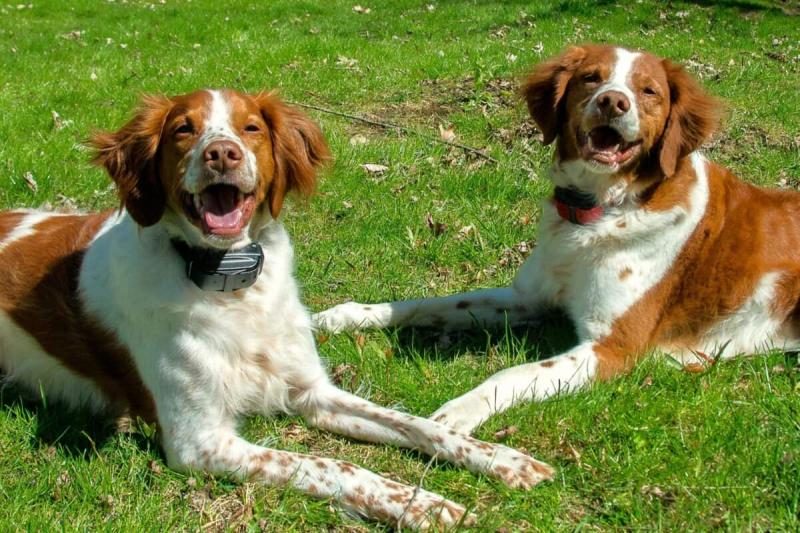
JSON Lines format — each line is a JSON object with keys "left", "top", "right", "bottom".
{"left": 388, "top": 309, "right": 579, "bottom": 364}
{"left": 0, "top": 380, "right": 154, "bottom": 459}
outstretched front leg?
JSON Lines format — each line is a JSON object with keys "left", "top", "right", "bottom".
{"left": 163, "top": 427, "right": 472, "bottom": 529}
{"left": 297, "top": 382, "right": 555, "bottom": 488}
{"left": 314, "top": 251, "right": 557, "bottom": 332}
{"left": 429, "top": 341, "right": 623, "bottom": 434}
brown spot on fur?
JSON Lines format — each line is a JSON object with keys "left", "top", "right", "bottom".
{"left": 473, "top": 440, "right": 492, "bottom": 451}
{"left": 540, "top": 359, "right": 555, "bottom": 368}
{"left": 618, "top": 267, "right": 633, "bottom": 281}
{"left": 616, "top": 220, "right": 627, "bottom": 228}
{"left": 338, "top": 461, "right": 357, "bottom": 475}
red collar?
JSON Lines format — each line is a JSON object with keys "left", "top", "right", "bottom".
{"left": 553, "top": 187, "right": 604, "bottom": 225}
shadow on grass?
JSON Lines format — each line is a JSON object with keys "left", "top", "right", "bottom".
{"left": 0, "top": 380, "right": 155, "bottom": 459}
{"left": 389, "top": 309, "right": 579, "bottom": 364}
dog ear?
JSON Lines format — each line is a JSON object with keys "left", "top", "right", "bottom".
{"left": 658, "top": 60, "right": 720, "bottom": 177}
{"left": 521, "top": 46, "right": 587, "bottom": 145}
{"left": 89, "top": 95, "right": 173, "bottom": 227}
{"left": 256, "top": 93, "right": 330, "bottom": 219}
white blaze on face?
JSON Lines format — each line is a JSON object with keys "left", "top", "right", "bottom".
{"left": 183, "top": 90, "right": 258, "bottom": 194}
{"left": 585, "top": 48, "right": 642, "bottom": 141}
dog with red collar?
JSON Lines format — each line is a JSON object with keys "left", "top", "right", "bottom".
{"left": 315, "top": 44, "right": 800, "bottom": 434}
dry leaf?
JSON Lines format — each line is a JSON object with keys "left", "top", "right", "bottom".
{"left": 349, "top": 134, "right": 368, "bottom": 146}
{"left": 683, "top": 363, "right": 706, "bottom": 374}
{"left": 355, "top": 334, "right": 366, "bottom": 348}
{"left": 438, "top": 123, "right": 456, "bottom": 143}
{"left": 22, "top": 171, "right": 38, "bottom": 193}
{"left": 335, "top": 55, "right": 359, "bottom": 69}
{"left": 456, "top": 224, "right": 475, "bottom": 240}
{"left": 493, "top": 426, "right": 518, "bottom": 440}
{"left": 331, "top": 363, "right": 356, "bottom": 386}
{"left": 425, "top": 212, "right": 447, "bottom": 236}
{"left": 148, "top": 460, "right": 163, "bottom": 475}
{"left": 51, "top": 110, "right": 65, "bottom": 130}
{"left": 360, "top": 163, "right": 388, "bottom": 174}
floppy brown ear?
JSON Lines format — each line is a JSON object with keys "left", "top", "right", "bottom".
{"left": 256, "top": 93, "right": 330, "bottom": 219}
{"left": 521, "top": 46, "right": 587, "bottom": 145}
{"left": 658, "top": 60, "right": 720, "bottom": 177}
{"left": 89, "top": 95, "right": 173, "bottom": 227}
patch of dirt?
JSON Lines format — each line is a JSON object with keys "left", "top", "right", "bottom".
{"left": 705, "top": 123, "right": 799, "bottom": 163}
{"left": 369, "top": 75, "right": 521, "bottom": 126}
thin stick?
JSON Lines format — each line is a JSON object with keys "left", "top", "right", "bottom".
{"left": 287, "top": 101, "right": 499, "bottom": 164}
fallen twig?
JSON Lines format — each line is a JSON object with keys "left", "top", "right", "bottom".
{"left": 287, "top": 100, "right": 499, "bottom": 164}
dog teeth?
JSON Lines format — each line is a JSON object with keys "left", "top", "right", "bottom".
{"left": 193, "top": 194, "right": 203, "bottom": 212}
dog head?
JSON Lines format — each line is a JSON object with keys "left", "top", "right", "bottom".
{"left": 90, "top": 90, "right": 329, "bottom": 249}
{"left": 523, "top": 44, "right": 719, "bottom": 196}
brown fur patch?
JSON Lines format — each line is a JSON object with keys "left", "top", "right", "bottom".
{"left": 0, "top": 211, "right": 156, "bottom": 421}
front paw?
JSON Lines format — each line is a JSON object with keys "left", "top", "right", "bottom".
{"left": 397, "top": 489, "right": 477, "bottom": 529}
{"left": 312, "top": 302, "right": 366, "bottom": 333}
{"left": 482, "top": 444, "right": 555, "bottom": 489}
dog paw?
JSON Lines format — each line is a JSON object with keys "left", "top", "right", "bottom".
{"left": 398, "top": 489, "right": 476, "bottom": 530}
{"left": 483, "top": 445, "right": 555, "bottom": 489}
{"left": 313, "top": 302, "right": 377, "bottom": 333}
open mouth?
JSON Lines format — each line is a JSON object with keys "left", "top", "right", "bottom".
{"left": 578, "top": 126, "right": 642, "bottom": 168}
{"left": 182, "top": 184, "right": 257, "bottom": 237}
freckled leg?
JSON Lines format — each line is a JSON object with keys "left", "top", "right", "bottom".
{"left": 297, "top": 384, "right": 555, "bottom": 489}
{"left": 430, "top": 342, "right": 601, "bottom": 434}
{"left": 163, "top": 429, "right": 473, "bottom": 529}
{"left": 314, "top": 249, "right": 557, "bottom": 333}
{"left": 313, "top": 287, "right": 540, "bottom": 333}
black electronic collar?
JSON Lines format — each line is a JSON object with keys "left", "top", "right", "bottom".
{"left": 171, "top": 239, "right": 264, "bottom": 292}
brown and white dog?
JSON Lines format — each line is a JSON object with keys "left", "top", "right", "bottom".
{"left": 315, "top": 44, "right": 800, "bottom": 434}
{"left": 0, "top": 89, "right": 553, "bottom": 528}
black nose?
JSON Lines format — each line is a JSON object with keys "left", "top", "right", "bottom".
{"left": 203, "top": 140, "right": 243, "bottom": 173}
{"left": 596, "top": 90, "right": 630, "bottom": 117}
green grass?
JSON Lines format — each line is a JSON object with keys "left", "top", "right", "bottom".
{"left": 1, "top": 0, "right": 799, "bottom": 530}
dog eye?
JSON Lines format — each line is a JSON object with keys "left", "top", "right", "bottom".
{"left": 174, "top": 122, "right": 194, "bottom": 136}
{"left": 244, "top": 124, "right": 261, "bottom": 133}
{"left": 583, "top": 72, "right": 602, "bottom": 85}
{"left": 643, "top": 86, "right": 658, "bottom": 96}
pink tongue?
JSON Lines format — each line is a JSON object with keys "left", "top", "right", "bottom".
{"left": 200, "top": 187, "right": 243, "bottom": 230}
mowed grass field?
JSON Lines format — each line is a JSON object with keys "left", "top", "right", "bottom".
{"left": 1, "top": 0, "right": 799, "bottom": 530}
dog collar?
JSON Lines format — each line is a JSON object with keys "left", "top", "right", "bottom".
{"left": 171, "top": 239, "right": 264, "bottom": 292}
{"left": 553, "top": 186, "right": 604, "bottom": 225}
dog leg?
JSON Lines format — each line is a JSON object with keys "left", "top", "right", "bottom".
{"left": 313, "top": 287, "right": 539, "bottom": 332}
{"left": 298, "top": 384, "right": 555, "bottom": 488}
{"left": 430, "top": 342, "right": 600, "bottom": 434}
{"left": 163, "top": 429, "right": 474, "bottom": 529}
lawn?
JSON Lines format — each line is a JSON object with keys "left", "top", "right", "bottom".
{"left": 1, "top": 0, "right": 799, "bottom": 530}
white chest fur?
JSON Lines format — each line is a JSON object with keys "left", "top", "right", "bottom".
{"left": 513, "top": 153, "right": 710, "bottom": 340}
{"left": 79, "top": 214, "right": 326, "bottom": 423}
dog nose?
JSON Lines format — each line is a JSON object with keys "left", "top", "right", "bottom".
{"left": 204, "top": 141, "right": 243, "bottom": 173}
{"left": 597, "top": 90, "right": 630, "bottom": 117}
